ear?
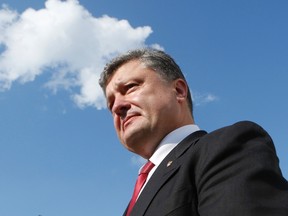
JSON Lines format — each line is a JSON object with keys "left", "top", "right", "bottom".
{"left": 174, "top": 79, "right": 188, "bottom": 102}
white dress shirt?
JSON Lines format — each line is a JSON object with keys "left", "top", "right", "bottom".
{"left": 138, "top": 124, "right": 200, "bottom": 197}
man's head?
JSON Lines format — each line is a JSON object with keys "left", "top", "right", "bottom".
{"left": 99, "top": 48, "right": 194, "bottom": 158}
{"left": 99, "top": 48, "right": 193, "bottom": 113}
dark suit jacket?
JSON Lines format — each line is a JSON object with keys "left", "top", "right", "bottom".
{"left": 125, "top": 121, "right": 288, "bottom": 216}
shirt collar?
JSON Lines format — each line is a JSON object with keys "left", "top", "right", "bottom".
{"left": 149, "top": 124, "right": 200, "bottom": 166}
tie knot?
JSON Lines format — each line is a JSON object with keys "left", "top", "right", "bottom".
{"left": 140, "top": 161, "right": 155, "bottom": 174}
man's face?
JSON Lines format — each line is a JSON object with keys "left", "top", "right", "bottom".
{"left": 105, "top": 60, "right": 183, "bottom": 158}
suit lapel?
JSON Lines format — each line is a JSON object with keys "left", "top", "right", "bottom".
{"left": 130, "top": 130, "right": 207, "bottom": 216}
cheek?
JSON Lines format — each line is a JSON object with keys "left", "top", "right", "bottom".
{"left": 146, "top": 92, "right": 171, "bottom": 111}
{"left": 129, "top": 91, "right": 142, "bottom": 105}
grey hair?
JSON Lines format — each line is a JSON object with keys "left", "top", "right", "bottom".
{"left": 99, "top": 48, "right": 193, "bottom": 114}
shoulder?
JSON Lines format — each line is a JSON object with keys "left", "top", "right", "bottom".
{"left": 191, "top": 120, "right": 277, "bottom": 178}
{"left": 181, "top": 121, "right": 274, "bottom": 160}
{"left": 199, "top": 120, "right": 274, "bottom": 150}
{"left": 189, "top": 121, "right": 288, "bottom": 215}
{"left": 206, "top": 120, "right": 269, "bottom": 137}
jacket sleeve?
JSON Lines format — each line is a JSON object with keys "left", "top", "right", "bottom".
{"left": 193, "top": 121, "right": 288, "bottom": 216}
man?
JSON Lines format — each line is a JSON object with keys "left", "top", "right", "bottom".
{"left": 99, "top": 48, "right": 288, "bottom": 216}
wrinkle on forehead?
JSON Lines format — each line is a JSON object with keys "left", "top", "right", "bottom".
{"left": 106, "top": 61, "right": 146, "bottom": 92}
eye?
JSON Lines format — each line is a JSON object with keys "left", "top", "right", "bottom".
{"left": 125, "top": 83, "right": 138, "bottom": 92}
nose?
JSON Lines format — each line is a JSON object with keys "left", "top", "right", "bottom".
{"left": 112, "top": 95, "right": 131, "bottom": 119}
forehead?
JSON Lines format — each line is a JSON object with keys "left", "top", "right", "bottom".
{"left": 106, "top": 61, "right": 147, "bottom": 87}
{"left": 115, "top": 59, "right": 144, "bottom": 76}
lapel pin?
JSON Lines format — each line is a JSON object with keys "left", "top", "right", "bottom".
{"left": 167, "top": 161, "right": 173, "bottom": 167}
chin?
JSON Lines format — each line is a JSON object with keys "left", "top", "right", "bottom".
{"left": 123, "top": 137, "right": 144, "bottom": 153}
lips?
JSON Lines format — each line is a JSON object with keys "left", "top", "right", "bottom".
{"left": 122, "top": 113, "right": 139, "bottom": 130}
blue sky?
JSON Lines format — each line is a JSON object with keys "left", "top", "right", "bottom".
{"left": 0, "top": 0, "right": 287, "bottom": 215}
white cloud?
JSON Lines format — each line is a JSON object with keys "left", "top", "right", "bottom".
{"left": 192, "top": 92, "right": 218, "bottom": 106}
{"left": 0, "top": 0, "right": 156, "bottom": 109}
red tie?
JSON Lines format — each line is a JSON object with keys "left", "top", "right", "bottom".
{"left": 126, "top": 161, "right": 155, "bottom": 216}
